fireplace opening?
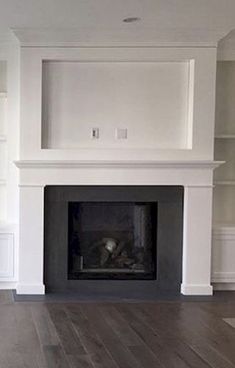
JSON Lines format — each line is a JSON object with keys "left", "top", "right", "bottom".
{"left": 44, "top": 186, "right": 183, "bottom": 295}
{"left": 68, "top": 202, "right": 157, "bottom": 280}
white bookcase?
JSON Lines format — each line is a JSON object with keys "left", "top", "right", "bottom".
{"left": 0, "top": 62, "right": 15, "bottom": 284}
{"left": 212, "top": 61, "right": 235, "bottom": 287}
{"left": 0, "top": 91, "right": 7, "bottom": 221}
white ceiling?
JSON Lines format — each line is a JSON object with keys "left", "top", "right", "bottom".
{"left": 0, "top": 0, "right": 235, "bottom": 44}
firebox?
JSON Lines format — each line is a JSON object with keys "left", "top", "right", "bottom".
{"left": 68, "top": 202, "right": 157, "bottom": 280}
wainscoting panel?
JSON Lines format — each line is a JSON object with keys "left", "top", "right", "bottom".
{"left": 212, "top": 227, "right": 235, "bottom": 286}
{"left": 0, "top": 233, "right": 14, "bottom": 279}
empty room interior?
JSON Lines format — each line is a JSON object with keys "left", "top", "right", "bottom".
{"left": 2, "top": 1, "right": 235, "bottom": 367}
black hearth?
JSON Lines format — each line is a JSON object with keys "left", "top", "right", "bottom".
{"left": 44, "top": 186, "right": 183, "bottom": 297}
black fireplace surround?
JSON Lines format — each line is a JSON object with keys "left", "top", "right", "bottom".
{"left": 44, "top": 186, "right": 183, "bottom": 297}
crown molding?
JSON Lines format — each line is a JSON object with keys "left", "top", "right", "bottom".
{"left": 12, "top": 27, "right": 229, "bottom": 48}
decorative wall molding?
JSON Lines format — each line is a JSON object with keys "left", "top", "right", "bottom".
{"left": 212, "top": 227, "right": 235, "bottom": 284}
{"left": 212, "top": 272, "right": 235, "bottom": 283}
{"left": 0, "top": 233, "right": 14, "bottom": 279}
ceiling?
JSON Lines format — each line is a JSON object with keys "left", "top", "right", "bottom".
{"left": 0, "top": 0, "right": 235, "bottom": 45}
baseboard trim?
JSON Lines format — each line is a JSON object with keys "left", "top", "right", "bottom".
{"left": 213, "top": 283, "right": 235, "bottom": 291}
{"left": 181, "top": 283, "right": 213, "bottom": 295}
{"left": 16, "top": 283, "right": 45, "bottom": 295}
{"left": 0, "top": 282, "right": 17, "bottom": 290}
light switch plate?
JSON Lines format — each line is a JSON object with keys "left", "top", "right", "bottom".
{"left": 91, "top": 128, "right": 99, "bottom": 139}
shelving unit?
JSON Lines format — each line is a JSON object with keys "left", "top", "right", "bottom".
{"left": 213, "top": 61, "right": 235, "bottom": 226}
{"left": 0, "top": 90, "right": 7, "bottom": 222}
{"left": 215, "top": 135, "right": 235, "bottom": 139}
{"left": 0, "top": 135, "right": 6, "bottom": 142}
{"left": 214, "top": 181, "right": 235, "bottom": 186}
{"left": 0, "top": 61, "right": 15, "bottom": 284}
{"left": 212, "top": 61, "right": 235, "bottom": 287}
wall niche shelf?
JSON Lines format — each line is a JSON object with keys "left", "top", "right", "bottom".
{"left": 0, "top": 135, "right": 6, "bottom": 142}
{"left": 214, "top": 181, "right": 235, "bottom": 186}
{"left": 0, "top": 88, "right": 7, "bottom": 222}
{"left": 215, "top": 134, "right": 235, "bottom": 139}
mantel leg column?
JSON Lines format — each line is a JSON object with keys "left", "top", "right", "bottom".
{"left": 16, "top": 185, "right": 45, "bottom": 294}
{"left": 181, "top": 186, "right": 213, "bottom": 295}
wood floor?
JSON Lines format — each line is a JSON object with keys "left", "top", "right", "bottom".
{"left": 1, "top": 291, "right": 235, "bottom": 367}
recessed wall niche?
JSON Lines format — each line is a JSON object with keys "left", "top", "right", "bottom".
{"left": 41, "top": 60, "right": 193, "bottom": 150}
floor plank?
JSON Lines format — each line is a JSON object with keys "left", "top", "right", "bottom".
{"left": 66, "top": 304, "right": 118, "bottom": 368}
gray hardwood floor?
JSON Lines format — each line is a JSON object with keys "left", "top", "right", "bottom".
{"left": 1, "top": 291, "right": 235, "bottom": 367}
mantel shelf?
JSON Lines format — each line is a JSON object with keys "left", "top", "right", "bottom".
{"left": 14, "top": 160, "right": 224, "bottom": 170}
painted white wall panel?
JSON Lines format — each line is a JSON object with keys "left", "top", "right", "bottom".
{"left": 212, "top": 229, "right": 235, "bottom": 283}
{"left": 0, "top": 233, "right": 14, "bottom": 278}
{"left": 0, "top": 185, "right": 7, "bottom": 220}
{"left": 42, "top": 61, "right": 190, "bottom": 150}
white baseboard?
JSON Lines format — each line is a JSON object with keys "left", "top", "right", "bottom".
{"left": 181, "top": 283, "right": 213, "bottom": 295}
{"left": 16, "top": 283, "right": 45, "bottom": 295}
{"left": 0, "top": 282, "right": 17, "bottom": 290}
{"left": 213, "top": 283, "right": 235, "bottom": 291}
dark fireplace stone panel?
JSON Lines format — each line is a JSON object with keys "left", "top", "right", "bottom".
{"left": 44, "top": 186, "right": 183, "bottom": 297}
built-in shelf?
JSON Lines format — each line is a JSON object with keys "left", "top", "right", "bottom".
{"left": 215, "top": 134, "right": 235, "bottom": 139}
{"left": 213, "top": 223, "right": 235, "bottom": 231}
{"left": 0, "top": 92, "right": 7, "bottom": 98}
{"left": 212, "top": 61, "right": 235, "bottom": 288}
{"left": 214, "top": 181, "right": 235, "bottom": 185}
{"left": 0, "top": 135, "right": 7, "bottom": 142}
{"left": 0, "top": 179, "right": 6, "bottom": 186}
{"left": 0, "top": 222, "right": 17, "bottom": 233}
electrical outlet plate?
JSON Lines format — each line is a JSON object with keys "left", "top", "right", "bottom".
{"left": 116, "top": 128, "right": 127, "bottom": 139}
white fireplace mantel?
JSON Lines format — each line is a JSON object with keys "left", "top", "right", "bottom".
{"left": 15, "top": 160, "right": 220, "bottom": 296}
{"left": 14, "top": 159, "right": 223, "bottom": 170}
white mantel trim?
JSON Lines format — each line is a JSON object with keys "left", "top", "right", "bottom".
{"left": 14, "top": 160, "right": 223, "bottom": 170}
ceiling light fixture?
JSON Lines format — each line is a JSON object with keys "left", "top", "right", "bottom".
{"left": 122, "top": 17, "right": 141, "bottom": 23}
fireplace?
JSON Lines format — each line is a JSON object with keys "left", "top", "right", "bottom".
{"left": 68, "top": 201, "right": 157, "bottom": 280}
{"left": 44, "top": 185, "right": 183, "bottom": 297}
